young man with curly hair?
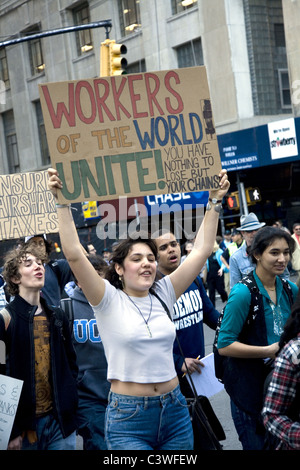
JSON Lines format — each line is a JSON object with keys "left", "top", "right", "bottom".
{"left": 0, "top": 245, "right": 78, "bottom": 450}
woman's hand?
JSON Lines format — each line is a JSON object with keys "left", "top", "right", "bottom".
{"left": 48, "top": 168, "right": 63, "bottom": 200}
{"left": 209, "top": 169, "right": 230, "bottom": 201}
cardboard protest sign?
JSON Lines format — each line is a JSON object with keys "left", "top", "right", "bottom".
{"left": 0, "top": 375, "right": 23, "bottom": 450}
{"left": 39, "top": 67, "right": 222, "bottom": 204}
{"left": 0, "top": 170, "right": 58, "bottom": 240}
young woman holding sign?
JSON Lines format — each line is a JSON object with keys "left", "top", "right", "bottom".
{"left": 48, "top": 167, "right": 229, "bottom": 450}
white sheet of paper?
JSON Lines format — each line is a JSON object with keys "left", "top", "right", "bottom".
{"left": 186, "top": 352, "right": 224, "bottom": 397}
{"left": 0, "top": 374, "right": 23, "bottom": 450}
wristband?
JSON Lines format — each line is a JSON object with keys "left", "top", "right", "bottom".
{"left": 208, "top": 198, "right": 222, "bottom": 204}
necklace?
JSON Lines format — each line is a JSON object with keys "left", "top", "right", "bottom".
{"left": 125, "top": 292, "right": 153, "bottom": 338}
{"left": 264, "top": 286, "right": 276, "bottom": 292}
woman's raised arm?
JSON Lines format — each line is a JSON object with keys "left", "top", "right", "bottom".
{"left": 48, "top": 168, "right": 105, "bottom": 306}
{"left": 169, "top": 169, "right": 230, "bottom": 299}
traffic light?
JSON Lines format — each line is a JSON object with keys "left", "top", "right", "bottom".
{"left": 226, "top": 192, "right": 239, "bottom": 210}
{"left": 100, "top": 39, "right": 127, "bottom": 77}
{"left": 246, "top": 187, "right": 261, "bottom": 204}
{"left": 110, "top": 40, "right": 127, "bottom": 76}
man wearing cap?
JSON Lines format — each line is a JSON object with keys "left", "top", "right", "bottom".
{"left": 24, "top": 235, "right": 73, "bottom": 307}
{"left": 219, "top": 230, "right": 232, "bottom": 251}
{"left": 102, "top": 247, "right": 112, "bottom": 264}
{"left": 229, "top": 213, "right": 266, "bottom": 288}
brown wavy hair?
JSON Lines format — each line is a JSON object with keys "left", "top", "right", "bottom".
{"left": 2, "top": 245, "right": 48, "bottom": 296}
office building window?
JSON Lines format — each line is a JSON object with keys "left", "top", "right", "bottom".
{"left": 171, "top": 0, "right": 198, "bottom": 15}
{"left": 118, "top": 0, "right": 141, "bottom": 36}
{"left": 126, "top": 59, "right": 146, "bottom": 74}
{"left": 73, "top": 3, "right": 93, "bottom": 55}
{"left": 274, "top": 23, "right": 285, "bottom": 48}
{"left": 278, "top": 69, "right": 291, "bottom": 108}
{"left": 35, "top": 101, "right": 50, "bottom": 166}
{"left": 0, "top": 48, "right": 10, "bottom": 88}
{"left": 3, "top": 110, "right": 20, "bottom": 173}
{"left": 23, "top": 25, "right": 45, "bottom": 76}
{"left": 176, "top": 38, "right": 203, "bottom": 68}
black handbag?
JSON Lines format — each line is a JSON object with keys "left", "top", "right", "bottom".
{"left": 187, "top": 395, "right": 224, "bottom": 450}
{"left": 175, "top": 336, "right": 225, "bottom": 450}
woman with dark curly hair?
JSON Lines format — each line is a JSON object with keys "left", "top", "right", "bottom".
{"left": 48, "top": 167, "right": 230, "bottom": 451}
{"left": 262, "top": 290, "right": 300, "bottom": 450}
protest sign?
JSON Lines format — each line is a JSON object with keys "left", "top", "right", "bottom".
{"left": 39, "top": 66, "right": 222, "bottom": 204}
{"left": 0, "top": 170, "right": 58, "bottom": 240}
{"left": 0, "top": 375, "right": 23, "bottom": 450}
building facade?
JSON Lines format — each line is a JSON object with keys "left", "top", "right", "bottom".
{"left": 0, "top": 0, "right": 299, "bottom": 245}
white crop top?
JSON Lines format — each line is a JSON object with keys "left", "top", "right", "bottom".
{"left": 92, "top": 276, "right": 177, "bottom": 383}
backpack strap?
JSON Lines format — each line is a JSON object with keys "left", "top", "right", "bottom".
{"left": 281, "top": 277, "right": 294, "bottom": 307}
{"left": 0, "top": 307, "right": 11, "bottom": 331}
{"left": 151, "top": 291, "right": 202, "bottom": 397}
{"left": 239, "top": 272, "right": 262, "bottom": 324}
{"left": 213, "top": 272, "right": 261, "bottom": 349}
{"left": 151, "top": 291, "right": 172, "bottom": 320}
{"left": 60, "top": 297, "right": 74, "bottom": 334}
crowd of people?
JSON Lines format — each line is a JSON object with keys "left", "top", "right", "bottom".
{"left": 0, "top": 167, "right": 299, "bottom": 451}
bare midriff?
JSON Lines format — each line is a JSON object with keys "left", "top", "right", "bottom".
{"left": 110, "top": 376, "right": 179, "bottom": 397}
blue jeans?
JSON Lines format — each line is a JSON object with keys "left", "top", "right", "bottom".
{"left": 105, "top": 385, "right": 194, "bottom": 450}
{"left": 230, "top": 400, "right": 265, "bottom": 450}
{"left": 76, "top": 398, "right": 107, "bottom": 450}
{"left": 22, "top": 413, "right": 76, "bottom": 450}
